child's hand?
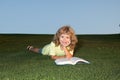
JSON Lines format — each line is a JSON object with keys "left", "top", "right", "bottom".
{"left": 61, "top": 46, "right": 67, "bottom": 51}
{"left": 61, "top": 46, "right": 73, "bottom": 58}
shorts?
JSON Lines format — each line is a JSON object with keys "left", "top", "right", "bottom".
{"left": 38, "top": 48, "right": 43, "bottom": 55}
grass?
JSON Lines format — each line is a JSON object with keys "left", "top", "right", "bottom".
{"left": 0, "top": 34, "right": 120, "bottom": 80}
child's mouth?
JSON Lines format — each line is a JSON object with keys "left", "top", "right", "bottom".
{"left": 62, "top": 42, "right": 69, "bottom": 46}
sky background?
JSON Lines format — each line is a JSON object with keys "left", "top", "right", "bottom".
{"left": 0, "top": 0, "right": 120, "bottom": 34}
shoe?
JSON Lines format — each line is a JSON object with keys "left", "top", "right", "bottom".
{"left": 27, "top": 46, "right": 34, "bottom": 51}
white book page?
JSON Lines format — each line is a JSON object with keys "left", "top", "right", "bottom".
{"left": 70, "top": 57, "right": 90, "bottom": 64}
{"left": 55, "top": 58, "right": 73, "bottom": 65}
{"left": 55, "top": 57, "right": 90, "bottom": 65}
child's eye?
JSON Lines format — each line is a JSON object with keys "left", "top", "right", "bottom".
{"left": 61, "top": 36, "right": 64, "bottom": 38}
{"left": 66, "top": 37, "right": 70, "bottom": 39}
{"left": 62, "top": 36, "right": 64, "bottom": 38}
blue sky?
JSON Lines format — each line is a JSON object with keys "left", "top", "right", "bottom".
{"left": 0, "top": 0, "right": 120, "bottom": 34}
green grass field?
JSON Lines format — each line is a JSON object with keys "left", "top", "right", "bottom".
{"left": 0, "top": 34, "right": 120, "bottom": 80}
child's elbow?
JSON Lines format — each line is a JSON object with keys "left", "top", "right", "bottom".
{"left": 66, "top": 54, "right": 73, "bottom": 59}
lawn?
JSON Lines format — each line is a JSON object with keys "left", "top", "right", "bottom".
{"left": 0, "top": 34, "right": 120, "bottom": 80}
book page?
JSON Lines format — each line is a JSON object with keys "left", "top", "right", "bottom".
{"left": 70, "top": 57, "right": 90, "bottom": 64}
{"left": 55, "top": 57, "right": 90, "bottom": 65}
{"left": 55, "top": 58, "right": 73, "bottom": 65}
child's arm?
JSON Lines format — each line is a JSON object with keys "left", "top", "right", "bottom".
{"left": 62, "top": 47, "right": 73, "bottom": 59}
{"left": 51, "top": 55, "right": 66, "bottom": 60}
{"left": 50, "top": 47, "right": 73, "bottom": 60}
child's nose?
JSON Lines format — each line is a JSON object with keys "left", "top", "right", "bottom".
{"left": 63, "top": 38, "right": 67, "bottom": 41}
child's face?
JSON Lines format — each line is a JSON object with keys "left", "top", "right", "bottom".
{"left": 59, "top": 34, "right": 71, "bottom": 47}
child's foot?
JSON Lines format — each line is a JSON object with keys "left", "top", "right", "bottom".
{"left": 27, "top": 46, "right": 34, "bottom": 51}
{"left": 27, "top": 46, "right": 39, "bottom": 53}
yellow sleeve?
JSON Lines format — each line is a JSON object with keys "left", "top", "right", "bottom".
{"left": 49, "top": 42, "right": 56, "bottom": 56}
{"left": 67, "top": 47, "right": 74, "bottom": 55}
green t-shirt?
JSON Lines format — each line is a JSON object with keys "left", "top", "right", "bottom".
{"left": 41, "top": 42, "right": 73, "bottom": 56}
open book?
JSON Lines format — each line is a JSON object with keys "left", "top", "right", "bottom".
{"left": 55, "top": 57, "right": 90, "bottom": 65}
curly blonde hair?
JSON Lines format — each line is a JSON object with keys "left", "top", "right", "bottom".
{"left": 53, "top": 25, "right": 78, "bottom": 51}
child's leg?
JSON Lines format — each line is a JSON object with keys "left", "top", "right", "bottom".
{"left": 27, "top": 46, "right": 40, "bottom": 53}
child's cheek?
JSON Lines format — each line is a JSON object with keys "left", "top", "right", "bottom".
{"left": 68, "top": 40, "right": 71, "bottom": 45}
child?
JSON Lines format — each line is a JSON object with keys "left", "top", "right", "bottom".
{"left": 27, "top": 25, "right": 78, "bottom": 60}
